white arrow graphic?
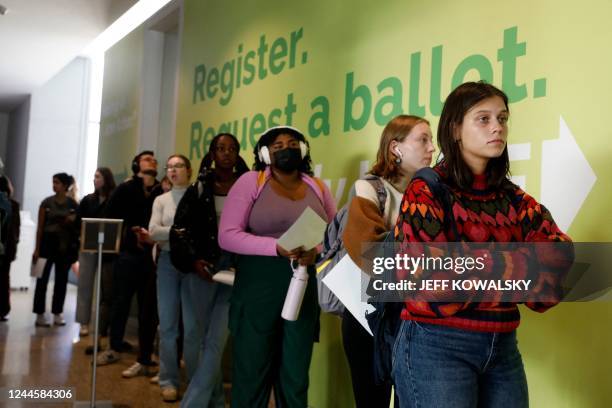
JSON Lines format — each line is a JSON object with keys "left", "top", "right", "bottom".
{"left": 541, "top": 116, "right": 596, "bottom": 231}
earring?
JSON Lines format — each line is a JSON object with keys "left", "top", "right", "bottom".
{"left": 393, "top": 147, "right": 403, "bottom": 164}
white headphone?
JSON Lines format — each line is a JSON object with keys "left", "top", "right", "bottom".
{"left": 257, "top": 126, "right": 309, "bottom": 165}
{"left": 393, "top": 146, "right": 404, "bottom": 164}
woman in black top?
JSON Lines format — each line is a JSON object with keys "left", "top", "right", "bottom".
{"left": 75, "top": 168, "right": 116, "bottom": 337}
{"left": 32, "top": 173, "right": 79, "bottom": 327}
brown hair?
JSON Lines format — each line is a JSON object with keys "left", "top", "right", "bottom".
{"left": 96, "top": 167, "right": 116, "bottom": 197}
{"left": 370, "top": 115, "right": 430, "bottom": 182}
{"left": 438, "top": 81, "right": 511, "bottom": 190}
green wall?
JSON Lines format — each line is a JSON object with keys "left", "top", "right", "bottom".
{"left": 98, "top": 0, "right": 612, "bottom": 406}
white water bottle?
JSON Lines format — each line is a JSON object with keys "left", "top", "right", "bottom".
{"left": 281, "top": 262, "right": 309, "bottom": 321}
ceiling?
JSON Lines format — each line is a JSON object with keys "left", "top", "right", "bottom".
{"left": 0, "top": 0, "right": 137, "bottom": 112}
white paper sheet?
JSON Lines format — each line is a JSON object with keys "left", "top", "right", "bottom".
{"left": 277, "top": 206, "right": 327, "bottom": 251}
{"left": 213, "top": 270, "right": 235, "bottom": 286}
{"left": 31, "top": 257, "right": 47, "bottom": 278}
{"left": 322, "top": 254, "right": 375, "bottom": 335}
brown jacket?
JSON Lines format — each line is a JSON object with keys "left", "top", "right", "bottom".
{"left": 342, "top": 196, "right": 386, "bottom": 276}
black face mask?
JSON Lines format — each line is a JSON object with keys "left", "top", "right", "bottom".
{"left": 272, "top": 148, "right": 302, "bottom": 172}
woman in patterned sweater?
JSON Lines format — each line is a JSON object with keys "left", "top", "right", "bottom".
{"left": 391, "top": 82, "right": 572, "bottom": 408}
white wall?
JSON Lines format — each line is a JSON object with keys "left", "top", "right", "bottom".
{"left": 21, "top": 57, "right": 90, "bottom": 216}
{"left": 6, "top": 98, "right": 31, "bottom": 204}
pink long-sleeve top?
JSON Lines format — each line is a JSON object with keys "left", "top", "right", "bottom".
{"left": 218, "top": 168, "right": 337, "bottom": 256}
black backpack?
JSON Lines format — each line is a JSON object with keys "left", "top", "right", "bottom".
{"left": 169, "top": 183, "right": 201, "bottom": 273}
{"left": 366, "top": 167, "right": 456, "bottom": 386}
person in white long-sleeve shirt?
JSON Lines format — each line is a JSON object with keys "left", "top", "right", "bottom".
{"left": 147, "top": 154, "right": 203, "bottom": 402}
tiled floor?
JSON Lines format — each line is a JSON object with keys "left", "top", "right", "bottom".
{"left": 0, "top": 282, "right": 180, "bottom": 407}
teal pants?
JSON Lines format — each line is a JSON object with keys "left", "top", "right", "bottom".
{"left": 229, "top": 255, "right": 319, "bottom": 408}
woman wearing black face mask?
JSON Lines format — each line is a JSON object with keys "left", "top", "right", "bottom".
{"left": 218, "top": 126, "right": 336, "bottom": 408}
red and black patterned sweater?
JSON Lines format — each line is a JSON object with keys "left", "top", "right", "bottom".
{"left": 393, "top": 164, "right": 572, "bottom": 333}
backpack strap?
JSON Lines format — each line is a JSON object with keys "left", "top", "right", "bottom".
{"left": 363, "top": 175, "right": 387, "bottom": 215}
{"left": 412, "top": 168, "right": 459, "bottom": 241}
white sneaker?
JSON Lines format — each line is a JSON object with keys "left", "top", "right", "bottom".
{"left": 96, "top": 349, "right": 120, "bottom": 366}
{"left": 35, "top": 314, "right": 51, "bottom": 327}
{"left": 122, "top": 362, "right": 154, "bottom": 378}
{"left": 79, "top": 324, "right": 89, "bottom": 336}
{"left": 53, "top": 314, "right": 66, "bottom": 326}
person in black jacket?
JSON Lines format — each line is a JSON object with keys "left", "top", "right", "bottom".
{"left": 75, "top": 167, "right": 116, "bottom": 339}
{"left": 175, "top": 133, "right": 248, "bottom": 407}
{"left": 0, "top": 175, "right": 20, "bottom": 321}
{"left": 97, "top": 151, "right": 162, "bottom": 380}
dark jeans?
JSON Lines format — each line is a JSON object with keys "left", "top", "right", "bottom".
{"left": 391, "top": 320, "right": 528, "bottom": 408}
{"left": 0, "top": 259, "right": 11, "bottom": 317}
{"left": 109, "top": 251, "right": 158, "bottom": 365}
{"left": 342, "top": 309, "right": 393, "bottom": 408}
{"left": 33, "top": 258, "right": 71, "bottom": 314}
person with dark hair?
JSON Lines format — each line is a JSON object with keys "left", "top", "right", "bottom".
{"left": 160, "top": 175, "right": 172, "bottom": 193}
{"left": 75, "top": 167, "right": 116, "bottom": 340}
{"left": 341, "top": 115, "right": 434, "bottom": 407}
{"left": 32, "top": 172, "right": 79, "bottom": 327}
{"left": 251, "top": 126, "right": 314, "bottom": 175}
{"left": 180, "top": 133, "right": 248, "bottom": 407}
{"left": 218, "top": 126, "right": 336, "bottom": 408}
{"left": 0, "top": 175, "right": 20, "bottom": 321}
{"left": 391, "top": 82, "right": 572, "bottom": 407}
{"left": 97, "top": 151, "right": 162, "bottom": 379}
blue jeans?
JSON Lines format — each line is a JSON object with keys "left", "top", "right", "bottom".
{"left": 391, "top": 320, "right": 528, "bottom": 408}
{"left": 181, "top": 281, "right": 231, "bottom": 408}
{"left": 157, "top": 251, "right": 209, "bottom": 388}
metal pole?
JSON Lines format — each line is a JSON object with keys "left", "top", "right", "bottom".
{"left": 90, "top": 228, "right": 104, "bottom": 407}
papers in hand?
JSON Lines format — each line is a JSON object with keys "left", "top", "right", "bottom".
{"left": 277, "top": 207, "right": 327, "bottom": 251}
{"left": 321, "top": 254, "right": 375, "bottom": 335}
{"left": 31, "top": 257, "right": 47, "bottom": 278}
{"left": 213, "top": 270, "right": 235, "bottom": 286}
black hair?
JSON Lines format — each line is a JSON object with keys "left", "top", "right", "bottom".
{"left": 53, "top": 172, "right": 74, "bottom": 189}
{"left": 198, "top": 133, "right": 249, "bottom": 181}
{"left": 437, "top": 81, "right": 512, "bottom": 190}
{"left": 252, "top": 127, "right": 313, "bottom": 175}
